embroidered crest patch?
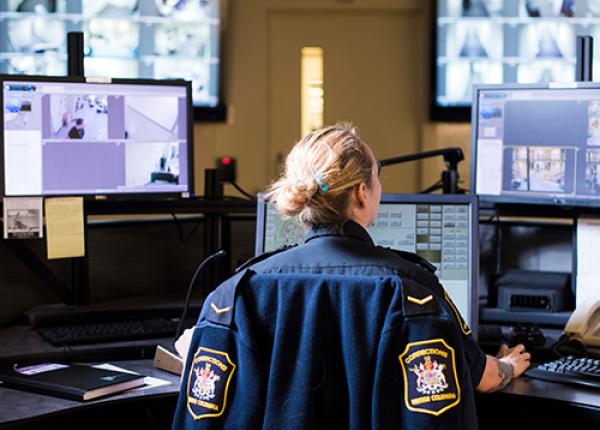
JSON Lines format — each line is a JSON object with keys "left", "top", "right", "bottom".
{"left": 398, "top": 338, "right": 461, "bottom": 416}
{"left": 187, "top": 347, "right": 236, "bottom": 420}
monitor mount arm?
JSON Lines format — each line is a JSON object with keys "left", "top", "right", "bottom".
{"left": 378, "top": 147, "right": 464, "bottom": 194}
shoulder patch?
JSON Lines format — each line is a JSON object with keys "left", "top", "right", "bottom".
{"left": 443, "top": 289, "right": 472, "bottom": 335}
{"left": 398, "top": 338, "right": 461, "bottom": 416}
{"left": 401, "top": 281, "right": 439, "bottom": 318}
{"left": 200, "top": 269, "right": 255, "bottom": 326}
{"left": 187, "top": 347, "right": 236, "bottom": 421}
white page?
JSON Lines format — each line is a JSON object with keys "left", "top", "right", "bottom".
{"left": 475, "top": 139, "right": 503, "bottom": 196}
{"left": 93, "top": 363, "right": 171, "bottom": 390}
{"left": 4, "top": 130, "right": 42, "bottom": 195}
{"left": 576, "top": 218, "right": 600, "bottom": 306}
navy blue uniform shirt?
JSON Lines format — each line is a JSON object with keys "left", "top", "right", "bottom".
{"left": 173, "top": 220, "right": 486, "bottom": 429}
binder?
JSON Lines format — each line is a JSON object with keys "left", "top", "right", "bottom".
{"left": 0, "top": 362, "right": 145, "bottom": 401}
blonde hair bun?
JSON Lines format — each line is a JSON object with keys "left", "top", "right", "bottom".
{"left": 265, "top": 122, "right": 373, "bottom": 227}
{"left": 278, "top": 179, "right": 318, "bottom": 215}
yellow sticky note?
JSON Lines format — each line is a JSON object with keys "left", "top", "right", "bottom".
{"left": 45, "top": 197, "right": 85, "bottom": 260}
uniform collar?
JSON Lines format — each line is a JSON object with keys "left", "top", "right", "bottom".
{"left": 305, "top": 219, "right": 375, "bottom": 246}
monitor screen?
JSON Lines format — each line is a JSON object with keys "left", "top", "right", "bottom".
{"left": 0, "top": 0, "right": 221, "bottom": 113}
{"left": 1, "top": 75, "right": 192, "bottom": 197}
{"left": 433, "top": 0, "right": 600, "bottom": 120}
{"left": 255, "top": 194, "right": 479, "bottom": 330}
{"left": 472, "top": 83, "right": 600, "bottom": 207}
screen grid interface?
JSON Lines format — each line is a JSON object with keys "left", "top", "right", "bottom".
{"left": 476, "top": 88, "right": 600, "bottom": 204}
{"left": 3, "top": 80, "right": 189, "bottom": 196}
{"left": 0, "top": 1, "right": 220, "bottom": 108}
{"left": 263, "top": 202, "right": 473, "bottom": 325}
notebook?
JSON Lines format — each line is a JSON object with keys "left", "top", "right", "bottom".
{"left": 0, "top": 362, "right": 146, "bottom": 401}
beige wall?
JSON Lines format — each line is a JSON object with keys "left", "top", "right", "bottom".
{"left": 193, "top": 0, "right": 471, "bottom": 196}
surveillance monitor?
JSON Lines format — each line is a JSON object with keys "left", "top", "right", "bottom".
{"left": 471, "top": 83, "right": 600, "bottom": 208}
{"left": 1, "top": 75, "right": 193, "bottom": 198}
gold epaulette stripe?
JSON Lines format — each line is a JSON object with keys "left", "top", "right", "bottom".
{"left": 210, "top": 303, "right": 231, "bottom": 314}
{"left": 407, "top": 295, "right": 433, "bottom": 306}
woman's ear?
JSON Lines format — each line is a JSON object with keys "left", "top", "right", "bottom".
{"left": 355, "top": 182, "right": 368, "bottom": 208}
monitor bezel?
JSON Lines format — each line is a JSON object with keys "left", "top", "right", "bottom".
{"left": 0, "top": 73, "right": 194, "bottom": 200}
{"left": 255, "top": 193, "right": 479, "bottom": 336}
{"left": 471, "top": 82, "right": 600, "bottom": 210}
{"left": 255, "top": 196, "right": 268, "bottom": 256}
{"left": 430, "top": 0, "right": 471, "bottom": 122}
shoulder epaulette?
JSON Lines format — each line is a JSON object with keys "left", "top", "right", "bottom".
{"left": 383, "top": 248, "right": 437, "bottom": 275}
{"left": 235, "top": 245, "right": 297, "bottom": 273}
{"left": 401, "top": 279, "right": 440, "bottom": 318}
{"left": 200, "top": 269, "right": 254, "bottom": 326}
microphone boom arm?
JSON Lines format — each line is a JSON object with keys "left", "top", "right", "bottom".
{"left": 378, "top": 147, "right": 464, "bottom": 194}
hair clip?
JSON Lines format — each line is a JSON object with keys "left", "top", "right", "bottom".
{"left": 311, "top": 170, "right": 330, "bottom": 192}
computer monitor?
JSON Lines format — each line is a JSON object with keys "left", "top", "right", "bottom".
{"left": 0, "top": 0, "right": 223, "bottom": 118}
{"left": 255, "top": 193, "right": 479, "bottom": 332}
{"left": 1, "top": 75, "right": 193, "bottom": 197}
{"left": 472, "top": 83, "right": 600, "bottom": 208}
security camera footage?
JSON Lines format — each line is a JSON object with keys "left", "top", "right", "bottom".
{"left": 474, "top": 86, "right": 600, "bottom": 206}
{"left": 3, "top": 79, "right": 190, "bottom": 196}
{"left": 0, "top": 0, "right": 221, "bottom": 108}
{"left": 436, "top": 0, "right": 600, "bottom": 108}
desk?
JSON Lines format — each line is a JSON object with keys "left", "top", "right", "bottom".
{"left": 0, "top": 359, "right": 180, "bottom": 429}
{"left": 2, "top": 326, "right": 600, "bottom": 427}
{"left": 479, "top": 376, "right": 600, "bottom": 426}
{"left": 0, "top": 325, "right": 181, "bottom": 429}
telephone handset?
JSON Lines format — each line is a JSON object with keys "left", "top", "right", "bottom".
{"left": 563, "top": 298, "right": 600, "bottom": 348}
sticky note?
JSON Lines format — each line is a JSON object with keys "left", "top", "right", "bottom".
{"left": 45, "top": 197, "right": 85, "bottom": 260}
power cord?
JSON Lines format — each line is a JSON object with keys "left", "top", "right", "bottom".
{"left": 228, "top": 181, "right": 256, "bottom": 200}
{"left": 170, "top": 213, "right": 203, "bottom": 243}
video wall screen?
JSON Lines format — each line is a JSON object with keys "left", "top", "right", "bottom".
{"left": 435, "top": 0, "right": 600, "bottom": 119}
{"left": 2, "top": 77, "right": 192, "bottom": 197}
{"left": 0, "top": 0, "right": 221, "bottom": 109}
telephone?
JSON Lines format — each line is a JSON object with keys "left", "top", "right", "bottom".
{"left": 563, "top": 298, "right": 600, "bottom": 348}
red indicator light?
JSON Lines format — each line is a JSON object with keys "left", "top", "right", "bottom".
{"left": 221, "top": 156, "right": 232, "bottom": 166}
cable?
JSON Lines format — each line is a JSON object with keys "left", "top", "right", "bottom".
{"left": 174, "top": 250, "right": 227, "bottom": 343}
{"left": 419, "top": 180, "right": 443, "bottom": 194}
{"left": 229, "top": 181, "right": 256, "bottom": 200}
{"left": 170, "top": 213, "right": 184, "bottom": 243}
{"left": 171, "top": 213, "right": 203, "bottom": 243}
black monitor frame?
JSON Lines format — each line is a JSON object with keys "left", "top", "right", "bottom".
{"left": 470, "top": 82, "right": 600, "bottom": 213}
{"left": 430, "top": 0, "right": 470, "bottom": 122}
{"left": 0, "top": 74, "right": 194, "bottom": 200}
{"left": 255, "top": 193, "right": 480, "bottom": 335}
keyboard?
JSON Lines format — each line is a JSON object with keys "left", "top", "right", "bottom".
{"left": 526, "top": 355, "right": 600, "bottom": 389}
{"left": 37, "top": 317, "right": 180, "bottom": 346}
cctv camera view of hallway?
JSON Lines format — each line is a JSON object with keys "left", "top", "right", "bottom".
{"left": 475, "top": 87, "right": 600, "bottom": 204}
{"left": 2, "top": 80, "right": 189, "bottom": 196}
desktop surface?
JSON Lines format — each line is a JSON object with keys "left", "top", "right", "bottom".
{"left": 0, "top": 358, "right": 180, "bottom": 426}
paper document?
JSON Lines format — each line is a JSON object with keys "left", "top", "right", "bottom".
{"left": 93, "top": 363, "right": 171, "bottom": 390}
{"left": 3, "top": 197, "right": 43, "bottom": 239}
{"left": 45, "top": 197, "right": 85, "bottom": 259}
{"left": 576, "top": 218, "right": 600, "bottom": 306}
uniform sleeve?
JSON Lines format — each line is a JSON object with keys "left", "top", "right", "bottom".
{"left": 172, "top": 276, "right": 265, "bottom": 430}
{"left": 371, "top": 277, "right": 480, "bottom": 430}
{"left": 171, "top": 320, "right": 264, "bottom": 430}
